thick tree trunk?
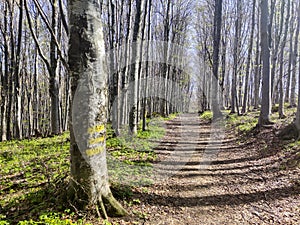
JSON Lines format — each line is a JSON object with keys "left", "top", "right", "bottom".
{"left": 68, "top": 0, "right": 127, "bottom": 217}
{"left": 211, "top": 0, "right": 223, "bottom": 119}
{"left": 258, "top": 0, "right": 272, "bottom": 126}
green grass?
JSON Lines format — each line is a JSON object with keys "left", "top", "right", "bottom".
{"left": 0, "top": 133, "right": 75, "bottom": 224}
{"left": 0, "top": 114, "right": 176, "bottom": 224}
{"left": 225, "top": 111, "right": 259, "bottom": 133}
{"left": 199, "top": 110, "right": 257, "bottom": 133}
{"left": 107, "top": 114, "right": 176, "bottom": 166}
{"left": 107, "top": 115, "right": 176, "bottom": 187}
{"left": 200, "top": 106, "right": 297, "bottom": 134}
{"left": 199, "top": 111, "right": 213, "bottom": 121}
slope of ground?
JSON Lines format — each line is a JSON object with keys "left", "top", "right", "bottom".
{"left": 0, "top": 113, "right": 299, "bottom": 224}
{"left": 112, "top": 113, "right": 300, "bottom": 225}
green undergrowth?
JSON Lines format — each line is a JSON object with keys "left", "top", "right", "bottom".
{"left": 199, "top": 110, "right": 258, "bottom": 133}
{"left": 199, "top": 111, "right": 213, "bottom": 121}
{"left": 226, "top": 106, "right": 296, "bottom": 134}
{"left": 0, "top": 114, "right": 176, "bottom": 224}
{"left": 107, "top": 114, "right": 177, "bottom": 187}
{"left": 0, "top": 133, "right": 73, "bottom": 224}
{"left": 200, "top": 106, "right": 297, "bottom": 134}
{"left": 225, "top": 111, "right": 259, "bottom": 134}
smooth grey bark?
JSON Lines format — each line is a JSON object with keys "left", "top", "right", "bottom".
{"left": 278, "top": 0, "right": 290, "bottom": 118}
{"left": 6, "top": 1, "right": 14, "bottom": 140}
{"left": 231, "top": 0, "right": 242, "bottom": 114}
{"left": 33, "top": 14, "right": 40, "bottom": 135}
{"left": 270, "top": 0, "right": 284, "bottom": 100}
{"left": 142, "top": 0, "right": 152, "bottom": 131}
{"left": 290, "top": 1, "right": 300, "bottom": 108}
{"left": 13, "top": 0, "right": 23, "bottom": 139}
{"left": 68, "top": 0, "right": 127, "bottom": 216}
{"left": 211, "top": 0, "right": 223, "bottom": 119}
{"left": 258, "top": 0, "right": 272, "bottom": 126}
{"left": 285, "top": 2, "right": 294, "bottom": 104}
{"left": 1, "top": 3, "right": 9, "bottom": 141}
{"left": 49, "top": 0, "right": 61, "bottom": 135}
{"left": 254, "top": 6, "right": 261, "bottom": 110}
{"left": 242, "top": 0, "right": 256, "bottom": 114}
{"left": 220, "top": 35, "right": 227, "bottom": 109}
{"left": 119, "top": 0, "right": 132, "bottom": 128}
{"left": 160, "top": 0, "right": 171, "bottom": 117}
{"left": 129, "top": 0, "right": 142, "bottom": 135}
{"left": 296, "top": 44, "right": 300, "bottom": 131}
{"left": 288, "top": 2, "right": 300, "bottom": 139}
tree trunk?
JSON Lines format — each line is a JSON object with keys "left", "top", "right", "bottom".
{"left": 268, "top": 0, "right": 276, "bottom": 100}
{"left": 285, "top": 2, "right": 294, "bottom": 104}
{"left": 290, "top": 1, "right": 300, "bottom": 108}
{"left": 14, "top": 0, "right": 24, "bottom": 139}
{"left": 254, "top": 5, "right": 261, "bottom": 110}
{"left": 231, "top": 0, "right": 242, "bottom": 114}
{"left": 258, "top": 0, "right": 272, "bottom": 126}
{"left": 1, "top": 3, "right": 9, "bottom": 141}
{"left": 278, "top": 0, "right": 290, "bottom": 119}
{"left": 68, "top": 0, "right": 127, "bottom": 217}
{"left": 49, "top": 0, "right": 61, "bottom": 135}
{"left": 211, "top": 0, "right": 223, "bottom": 119}
{"left": 242, "top": 0, "right": 256, "bottom": 114}
{"left": 142, "top": 0, "right": 152, "bottom": 131}
{"left": 129, "top": 0, "right": 143, "bottom": 135}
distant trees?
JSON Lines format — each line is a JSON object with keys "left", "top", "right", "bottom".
{"left": 102, "top": 0, "right": 193, "bottom": 135}
{"left": 0, "top": 0, "right": 69, "bottom": 141}
{"left": 195, "top": 0, "right": 300, "bottom": 126}
{"left": 0, "top": 0, "right": 192, "bottom": 141}
{"left": 0, "top": 0, "right": 299, "bottom": 137}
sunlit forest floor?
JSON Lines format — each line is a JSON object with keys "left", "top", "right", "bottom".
{"left": 0, "top": 110, "right": 299, "bottom": 224}
{"left": 112, "top": 112, "right": 299, "bottom": 225}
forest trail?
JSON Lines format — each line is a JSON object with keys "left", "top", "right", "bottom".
{"left": 118, "top": 113, "right": 300, "bottom": 225}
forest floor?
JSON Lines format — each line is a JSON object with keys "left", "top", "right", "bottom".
{"left": 1, "top": 112, "right": 299, "bottom": 224}
{"left": 112, "top": 113, "right": 300, "bottom": 225}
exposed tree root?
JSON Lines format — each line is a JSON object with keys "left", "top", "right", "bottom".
{"left": 103, "top": 192, "right": 128, "bottom": 217}
{"left": 257, "top": 117, "right": 275, "bottom": 128}
{"left": 67, "top": 179, "right": 128, "bottom": 219}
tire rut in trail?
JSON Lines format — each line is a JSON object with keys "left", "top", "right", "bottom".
{"left": 128, "top": 113, "right": 300, "bottom": 225}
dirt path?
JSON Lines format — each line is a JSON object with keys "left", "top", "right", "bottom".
{"left": 114, "top": 113, "right": 300, "bottom": 225}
